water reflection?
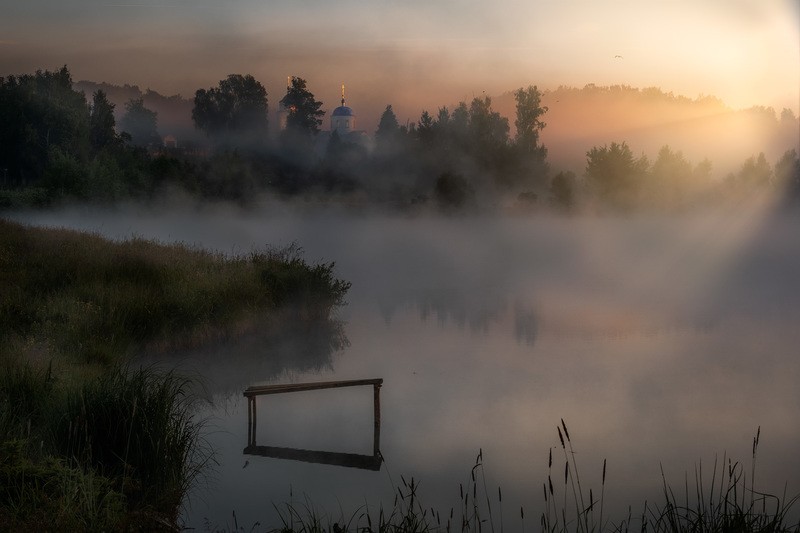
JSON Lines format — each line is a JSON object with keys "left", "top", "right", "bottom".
{"left": 243, "top": 379, "right": 383, "bottom": 471}
{"left": 378, "top": 291, "right": 539, "bottom": 345}
{"left": 137, "top": 313, "right": 350, "bottom": 398}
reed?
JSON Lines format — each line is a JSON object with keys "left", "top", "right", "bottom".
{"left": 211, "top": 424, "right": 799, "bottom": 533}
{"left": 0, "top": 363, "right": 211, "bottom": 530}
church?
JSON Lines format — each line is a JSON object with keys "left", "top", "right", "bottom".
{"left": 331, "top": 85, "right": 355, "bottom": 135}
{"left": 314, "top": 85, "right": 370, "bottom": 155}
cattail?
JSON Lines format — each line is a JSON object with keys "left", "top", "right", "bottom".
{"left": 498, "top": 486, "right": 502, "bottom": 502}
{"left": 561, "top": 418, "right": 571, "bottom": 442}
{"left": 543, "top": 483, "right": 548, "bottom": 502}
{"left": 548, "top": 476, "right": 554, "bottom": 495}
{"left": 558, "top": 426, "right": 565, "bottom": 449}
{"left": 602, "top": 459, "right": 607, "bottom": 485}
{"left": 460, "top": 483, "right": 464, "bottom": 500}
{"left": 565, "top": 461, "right": 569, "bottom": 483}
{"left": 521, "top": 506, "right": 524, "bottom": 519}
{"left": 549, "top": 448, "right": 552, "bottom": 468}
{"left": 753, "top": 426, "right": 761, "bottom": 457}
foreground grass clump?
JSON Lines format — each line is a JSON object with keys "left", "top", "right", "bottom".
{"left": 0, "top": 218, "right": 350, "bottom": 366}
{"left": 0, "top": 362, "right": 209, "bottom": 531}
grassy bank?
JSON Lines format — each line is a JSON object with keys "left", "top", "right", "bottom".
{"left": 0, "top": 218, "right": 350, "bottom": 369}
{"left": 0, "top": 218, "right": 352, "bottom": 529}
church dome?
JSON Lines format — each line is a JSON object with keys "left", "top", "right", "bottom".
{"left": 331, "top": 84, "right": 356, "bottom": 134}
{"left": 332, "top": 105, "right": 354, "bottom": 117}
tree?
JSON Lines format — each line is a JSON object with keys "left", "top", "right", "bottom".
{"left": 734, "top": 153, "right": 772, "bottom": 188}
{"left": 780, "top": 108, "right": 797, "bottom": 122}
{"left": 514, "top": 85, "right": 547, "bottom": 153}
{"left": 416, "top": 110, "right": 435, "bottom": 145}
{"left": 550, "top": 171, "right": 575, "bottom": 211}
{"left": 89, "top": 90, "right": 118, "bottom": 152}
{"left": 449, "top": 102, "right": 470, "bottom": 147}
{"left": 435, "top": 172, "right": 473, "bottom": 211}
{"left": 774, "top": 149, "right": 800, "bottom": 201}
{"left": 280, "top": 76, "right": 324, "bottom": 146}
{"left": 0, "top": 65, "right": 90, "bottom": 186}
{"left": 120, "top": 98, "right": 160, "bottom": 148}
{"left": 586, "top": 141, "right": 649, "bottom": 209}
{"left": 512, "top": 85, "right": 549, "bottom": 189}
{"left": 375, "top": 104, "right": 401, "bottom": 153}
{"left": 192, "top": 74, "right": 269, "bottom": 142}
{"left": 646, "top": 145, "right": 693, "bottom": 209}
{"left": 468, "top": 96, "right": 509, "bottom": 150}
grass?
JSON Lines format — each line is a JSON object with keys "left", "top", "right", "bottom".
{"left": 0, "top": 361, "right": 212, "bottom": 530}
{"left": 204, "top": 422, "right": 799, "bottom": 533}
{"left": 0, "top": 218, "right": 351, "bottom": 369}
{"left": 0, "top": 217, "right": 353, "bottom": 529}
{"left": 51, "top": 367, "right": 209, "bottom": 518}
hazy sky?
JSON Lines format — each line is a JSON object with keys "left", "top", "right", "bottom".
{"left": 1, "top": 0, "right": 798, "bottom": 128}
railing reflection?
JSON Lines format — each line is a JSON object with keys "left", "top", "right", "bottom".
{"left": 243, "top": 378, "right": 383, "bottom": 471}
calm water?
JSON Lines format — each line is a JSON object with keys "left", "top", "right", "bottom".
{"left": 11, "top": 204, "right": 800, "bottom": 530}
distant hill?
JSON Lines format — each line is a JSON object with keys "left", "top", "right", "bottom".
{"left": 491, "top": 84, "right": 799, "bottom": 176}
{"left": 74, "top": 81, "right": 203, "bottom": 144}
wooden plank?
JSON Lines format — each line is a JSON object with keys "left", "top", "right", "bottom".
{"left": 243, "top": 378, "right": 383, "bottom": 397}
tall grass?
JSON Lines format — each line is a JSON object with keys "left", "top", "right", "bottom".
{"left": 0, "top": 362, "right": 211, "bottom": 530}
{"left": 537, "top": 421, "right": 799, "bottom": 533}
{"left": 214, "top": 422, "right": 799, "bottom": 533}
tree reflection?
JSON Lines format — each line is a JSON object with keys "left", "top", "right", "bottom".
{"left": 136, "top": 311, "right": 349, "bottom": 398}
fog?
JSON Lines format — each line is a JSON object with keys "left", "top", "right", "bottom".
{"left": 8, "top": 202, "right": 800, "bottom": 528}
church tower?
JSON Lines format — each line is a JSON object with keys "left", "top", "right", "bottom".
{"left": 331, "top": 84, "right": 355, "bottom": 135}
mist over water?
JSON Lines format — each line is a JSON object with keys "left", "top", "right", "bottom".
{"left": 9, "top": 203, "right": 800, "bottom": 528}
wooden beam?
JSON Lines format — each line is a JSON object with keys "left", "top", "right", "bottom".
{"left": 244, "top": 444, "right": 382, "bottom": 471}
{"left": 244, "top": 378, "right": 383, "bottom": 397}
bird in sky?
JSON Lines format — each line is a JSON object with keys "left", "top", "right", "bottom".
{"left": 614, "top": 55, "right": 624, "bottom": 59}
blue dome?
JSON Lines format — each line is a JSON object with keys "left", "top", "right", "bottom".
{"left": 332, "top": 106, "right": 354, "bottom": 117}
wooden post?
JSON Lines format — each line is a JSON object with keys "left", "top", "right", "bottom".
{"left": 252, "top": 396, "right": 257, "bottom": 446}
{"left": 247, "top": 397, "right": 252, "bottom": 446}
{"left": 373, "top": 382, "right": 381, "bottom": 456}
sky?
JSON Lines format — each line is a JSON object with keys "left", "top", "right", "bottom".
{"left": 1, "top": 0, "right": 798, "bottom": 129}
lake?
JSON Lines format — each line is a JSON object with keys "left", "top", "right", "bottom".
{"left": 10, "top": 202, "right": 800, "bottom": 530}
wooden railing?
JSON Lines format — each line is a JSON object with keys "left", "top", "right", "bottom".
{"left": 243, "top": 378, "right": 383, "bottom": 470}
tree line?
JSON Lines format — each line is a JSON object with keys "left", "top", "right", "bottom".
{"left": 1, "top": 66, "right": 798, "bottom": 211}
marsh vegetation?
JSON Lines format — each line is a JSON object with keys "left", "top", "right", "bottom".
{"left": 0, "top": 219, "right": 352, "bottom": 529}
